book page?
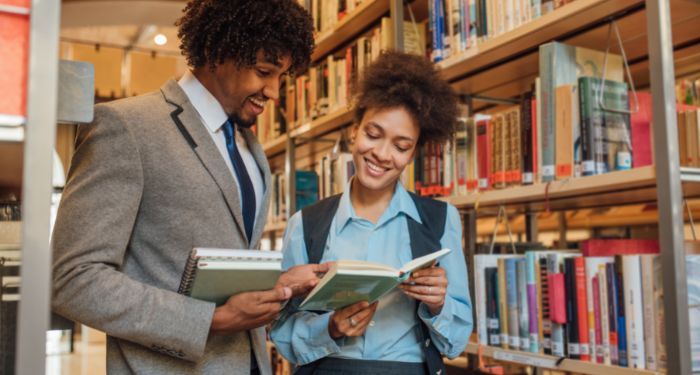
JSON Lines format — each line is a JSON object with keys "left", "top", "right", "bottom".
{"left": 194, "top": 248, "right": 283, "bottom": 261}
{"left": 336, "top": 259, "right": 398, "bottom": 274}
{"left": 399, "top": 248, "right": 451, "bottom": 274}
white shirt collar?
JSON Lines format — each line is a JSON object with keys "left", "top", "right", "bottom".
{"left": 178, "top": 70, "right": 229, "bottom": 132}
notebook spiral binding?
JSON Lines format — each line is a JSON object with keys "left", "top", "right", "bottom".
{"left": 177, "top": 253, "right": 199, "bottom": 296}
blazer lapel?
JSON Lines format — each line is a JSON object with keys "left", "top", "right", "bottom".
{"left": 240, "top": 127, "right": 272, "bottom": 247}
{"left": 160, "top": 80, "right": 249, "bottom": 246}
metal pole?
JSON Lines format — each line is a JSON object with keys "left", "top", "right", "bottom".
{"left": 525, "top": 212, "right": 538, "bottom": 243}
{"left": 462, "top": 210, "right": 478, "bottom": 371}
{"left": 285, "top": 136, "right": 296, "bottom": 218}
{"left": 390, "top": 0, "right": 404, "bottom": 52}
{"left": 557, "top": 212, "right": 567, "bottom": 248}
{"left": 646, "top": 0, "right": 692, "bottom": 374}
{"left": 16, "top": 0, "right": 61, "bottom": 374}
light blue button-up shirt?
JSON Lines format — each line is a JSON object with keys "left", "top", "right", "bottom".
{"left": 270, "top": 182, "right": 473, "bottom": 365}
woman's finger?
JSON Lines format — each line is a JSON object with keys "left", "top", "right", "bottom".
{"left": 405, "top": 276, "right": 448, "bottom": 287}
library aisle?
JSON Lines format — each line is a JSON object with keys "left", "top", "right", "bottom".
{"left": 45, "top": 337, "right": 106, "bottom": 375}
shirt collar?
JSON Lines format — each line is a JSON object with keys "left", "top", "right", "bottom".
{"left": 334, "top": 179, "right": 422, "bottom": 235}
{"left": 178, "top": 70, "right": 229, "bottom": 132}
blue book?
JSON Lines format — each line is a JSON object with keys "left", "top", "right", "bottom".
{"left": 295, "top": 170, "right": 319, "bottom": 211}
{"left": 505, "top": 258, "right": 520, "bottom": 350}
{"left": 616, "top": 270, "right": 628, "bottom": 367}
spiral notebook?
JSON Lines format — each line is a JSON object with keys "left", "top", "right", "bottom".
{"left": 177, "top": 248, "right": 282, "bottom": 306}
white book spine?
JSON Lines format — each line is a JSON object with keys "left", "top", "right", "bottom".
{"left": 641, "top": 255, "right": 658, "bottom": 371}
{"left": 622, "top": 255, "right": 646, "bottom": 369}
{"left": 585, "top": 257, "right": 613, "bottom": 363}
{"left": 599, "top": 265, "right": 612, "bottom": 365}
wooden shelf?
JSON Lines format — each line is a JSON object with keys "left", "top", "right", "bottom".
{"left": 262, "top": 134, "right": 288, "bottom": 157}
{"left": 264, "top": 108, "right": 354, "bottom": 158}
{"left": 289, "top": 107, "right": 354, "bottom": 140}
{"left": 311, "top": 0, "right": 389, "bottom": 63}
{"left": 442, "top": 166, "right": 700, "bottom": 213}
{"left": 439, "top": 0, "right": 700, "bottom": 111}
{"left": 464, "top": 343, "right": 661, "bottom": 375}
{"left": 439, "top": 0, "right": 643, "bottom": 82}
{"left": 263, "top": 221, "right": 287, "bottom": 233}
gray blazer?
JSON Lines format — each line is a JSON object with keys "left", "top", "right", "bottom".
{"left": 52, "top": 79, "right": 273, "bottom": 374}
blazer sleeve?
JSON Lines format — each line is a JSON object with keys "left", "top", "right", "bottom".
{"left": 51, "top": 104, "right": 215, "bottom": 362}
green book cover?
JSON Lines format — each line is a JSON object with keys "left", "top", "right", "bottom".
{"left": 179, "top": 248, "right": 282, "bottom": 306}
{"left": 299, "top": 248, "right": 451, "bottom": 311}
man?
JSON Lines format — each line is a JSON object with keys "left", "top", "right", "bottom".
{"left": 51, "top": 1, "right": 322, "bottom": 373}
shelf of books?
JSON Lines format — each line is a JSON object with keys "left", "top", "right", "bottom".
{"left": 262, "top": 134, "right": 289, "bottom": 158}
{"left": 437, "top": 0, "right": 645, "bottom": 82}
{"left": 442, "top": 166, "right": 700, "bottom": 213}
{"left": 311, "top": 0, "right": 390, "bottom": 62}
{"left": 464, "top": 343, "right": 661, "bottom": 375}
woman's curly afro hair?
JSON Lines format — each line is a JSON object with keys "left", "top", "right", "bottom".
{"left": 353, "top": 51, "right": 458, "bottom": 146}
{"left": 176, "top": 0, "right": 315, "bottom": 75}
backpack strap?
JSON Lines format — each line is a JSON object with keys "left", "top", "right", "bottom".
{"left": 407, "top": 192, "right": 447, "bottom": 375}
{"left": 301, "top": 194, "right": 342, "bottom": 264}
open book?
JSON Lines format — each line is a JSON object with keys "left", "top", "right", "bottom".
{"left": 299, "top": 248, "right": 451, "bottom": 311}
{"left": 178, "top": 248, "right": 282, "bottom": 306}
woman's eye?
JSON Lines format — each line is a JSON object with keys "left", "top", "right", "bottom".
{"left": 366, "top": 132, "right": 379, "bottom": 139}
{"left": 257, "top": 69, "right": 270, "bottom": 76}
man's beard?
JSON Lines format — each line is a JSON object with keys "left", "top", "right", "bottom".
{"left": 230, "top": 113, "right": 256, "bottom": 129}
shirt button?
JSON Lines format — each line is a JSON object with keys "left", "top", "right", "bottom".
{"left": 369, "top": 320, "right": 375, "bottom": 327}
{"left": 425, "top": 339, "right": 431, "bottom": 347}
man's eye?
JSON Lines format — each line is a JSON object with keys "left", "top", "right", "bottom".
{"left": 257, "top": 69, "right": 270, "bottom": 76}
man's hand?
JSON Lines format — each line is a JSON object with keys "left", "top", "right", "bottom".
{"left": 209, "top": 287, "right": 291, "bottom": 335}
{"left": 276, "top": 262, "right": 332, "bottom": 297}
{"left": 398, "top": 265, "right": 448, "bottom": 315}
{"left": 328, "top": 301, "right": 379, "bottom": 339}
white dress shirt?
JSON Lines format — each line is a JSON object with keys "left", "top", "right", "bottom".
{"left": 178, "top": 70, "right": 264, "bottom": 231}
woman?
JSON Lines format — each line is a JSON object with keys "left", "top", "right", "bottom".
{"left": 271, "top": 51, "right": 473, "bottom": 374}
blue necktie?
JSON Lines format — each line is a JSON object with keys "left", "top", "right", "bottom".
{"left": 222, "top": 120, "right": 256, "bottom": 242}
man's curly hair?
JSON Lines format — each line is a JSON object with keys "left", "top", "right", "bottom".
{"left": 354, "top": 51, "right": 457, "bottom": 146}
{"left": 176, "top": 0, "right": 315, "bottom": 74}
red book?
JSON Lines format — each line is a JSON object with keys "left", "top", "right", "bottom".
{"left": 631, "top": 92, "right": 653, "bottom": 168}
{"left": 575, "top": 257, "right": 590, "bottom": 361}
{"left": 548, "top": 273, "right": 567, "bottom": 324}
{"left": 592, "top": 275, "right": 604, "bottom": 363}
{"left": 532, "top": 98, "right": 538, "bottom": 179}
{"left": 580, "top": 239, "right": 659, "bottom": 257}
{"left": 0, "top": 4, "right": 30, "bottom": 118}
{"left": 476, "top": 117, "right": 492, "bottom": 190}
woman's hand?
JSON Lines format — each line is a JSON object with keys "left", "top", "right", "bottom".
{"left": 398, "top": 265, "right": 448, "bottom": 315}
{"left": 328, "top": 301, "right": 379, "bottom": 339}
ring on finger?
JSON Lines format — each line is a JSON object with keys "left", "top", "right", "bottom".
{"left": 349, "top": 317, "right": 358, "bottom": 327}
{"left": 427, "top": 286, "right": 433, "bottom": 294}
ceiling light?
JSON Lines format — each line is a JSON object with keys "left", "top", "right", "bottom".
{"left": 154, "top": 33, "right": 167, "bottom": 46}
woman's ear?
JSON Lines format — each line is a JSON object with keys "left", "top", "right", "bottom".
{"left": 350, "top": 124, "right": 359, "bottom": 143}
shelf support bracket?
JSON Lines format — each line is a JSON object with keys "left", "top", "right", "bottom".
{"left": 646, "top": 0, "right": 692, "bottom": 374}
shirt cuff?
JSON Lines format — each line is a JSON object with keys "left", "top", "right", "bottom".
{"left": 296, "top": 312, "right": 344, "bottom": 364}
{"left": 417, "top": 297, "right": 455, "bottom": 342}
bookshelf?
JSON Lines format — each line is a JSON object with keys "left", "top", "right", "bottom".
{"left": 261, "top": 0, "right": 698, "bottom": 373}
{"left": 442, "top": 0, "right": 700, "bottom": 111}
{"left": 311, "top": 0, "right": 390, "bottom": 62}
{"left": 0, "top": 0, "right": 63, "bottom": 374}
{"left": 464, "top": 343, "right": 661, "bottom": 375}
{"left": 442, "top": 166, "right": 700, "bottom": 213}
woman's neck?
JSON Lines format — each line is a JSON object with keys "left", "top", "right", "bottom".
{"left": 349, "top": 178, "right": 396, "bottom": 224}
